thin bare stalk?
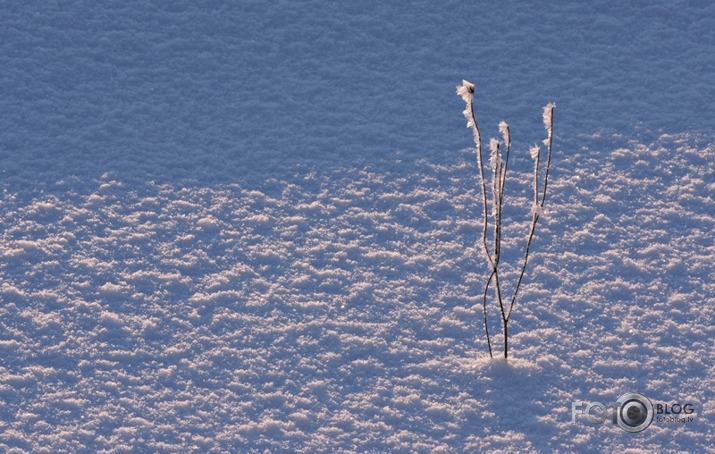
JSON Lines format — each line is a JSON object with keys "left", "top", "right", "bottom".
{"left": 493, "top": 269, "right": 508, "bottom": 353}
{"left": 506, "top": 212, "right": 539, "bottom": 322}
{"left": 470, "top": 100, "right": 496, "bottom": 270}
{"left": 497, "top": 128, "right": 511, "bottom": 264}
{"left": 492, "top": 142, "right": 500, "bottom": 263}
{"left": 459, "top": 81, "right": 496, "bottom": 356}
{"left": 482, "top": 271, "right": 495, "bottom": 358}
{"left": 541, "top": 105, "right": 555, "bottom": 207}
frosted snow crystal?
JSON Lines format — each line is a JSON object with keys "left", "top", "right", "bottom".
{"left": 463, "top": 108, "right": 475, "bottom": 128}
{"left": 489, "top": 138, "right": 501, "bottom": 170}
{"left": 529, "top": 145, "right": 540, "bottom": 160}
{"left": 543, "top": 102, "right": 556, "bottom": 130}
{"left": 456, "top": 79, "right": 475, "bottom": 103}
{"left": 498, "top": 121, "right": 510, "bottom": 147}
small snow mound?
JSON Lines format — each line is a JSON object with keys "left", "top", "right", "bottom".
{"left": 473, "top": 356, "right": 542, "bottom": 378}
{"left": 99, "top": 282, "right": 127, "bottom": 294}
{"left": 26, "top": 198, "right": 63, "bottom": 220}
{"left": 197, "top": 216, "right": 221, "bottom": 232}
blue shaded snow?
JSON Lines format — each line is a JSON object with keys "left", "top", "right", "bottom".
{"left": 0, "top": 0, "right": 714, "bottom": 452}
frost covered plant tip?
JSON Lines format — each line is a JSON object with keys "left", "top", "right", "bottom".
{"left": 457, "top": 80, "right": 555, "bottom": 359}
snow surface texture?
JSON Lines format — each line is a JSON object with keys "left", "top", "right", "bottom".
{"left": 1, "top": 1, "right": 714, "bottom": 452}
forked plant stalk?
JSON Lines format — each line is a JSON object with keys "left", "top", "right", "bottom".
{"left": 457, "top": 80, "right": 554, "bottom": 358}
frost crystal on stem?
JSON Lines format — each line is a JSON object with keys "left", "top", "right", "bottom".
{"left": 529, "top": 145, "right": 540, "bottom": 160}
{"left": 456, "top": 80, "right": 475, "bottom": 103}
{"left": 543, "top": 102, "right": 555, "bottom": 130}
{"left": 489, "top": 138, "right": 501, "bottom": 170}
{"left": 463, "top": 108, "right": 474, "bottom": 128}
{"left": 531, "top": 202, "right": 544, "bottom": 217}
{"left": 499, "top": 121, "right": 510, "bottom": 148}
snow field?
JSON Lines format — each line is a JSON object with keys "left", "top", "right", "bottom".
{"left": 1, "top": 133, "right": 713, "bottom": 451}
{"left": 1, "top": 0, "right": 715, "bottom": 450}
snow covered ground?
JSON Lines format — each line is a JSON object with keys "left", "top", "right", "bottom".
{"left": 1, "top": 1, "right": 714, "bottom": 452}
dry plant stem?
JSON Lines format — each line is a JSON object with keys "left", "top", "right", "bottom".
{"left": 458, "top": 81, "right": 553, "bottom": 359}
{"left": 469, "top": 102, "right": 495, "bottom": 271}
{"left": 467, "top": 100, "right": 498, "bottom": 358}
{"left": 469, "top": 99, "right": 498, "bottom": 357}
{"left": 493, "top": 162, "right": 498, "bottom": 256}
{"left": 493, "top": 269, "right": 508, "bottom": 357}
{"left": 488, "top": 110, "right": 553, "bottom": 357}
{"left": 507, "top": 212, "right": 539, "bottom": 322}
{"left": 489, "top": 142, "right": 510, "bottom": 358}
{"left": 497, "top": 139, "right": 511, "bottom": 262}
{"left": 482, "top": 272, "right": 494, "bottom": 358}
{"left": 541, "top": 109, "right": 554, "bottom": 207}
{"left": 506, "top": 107, "right": 554, "bottom": 323}
{"left": 534, "top": 146, "right": 541, "bottom": 206}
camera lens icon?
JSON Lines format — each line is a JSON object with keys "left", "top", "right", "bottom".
{"left": 616, "top": 393, "right": 654, "bottom": 433}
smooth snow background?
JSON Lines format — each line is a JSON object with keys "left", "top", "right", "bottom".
{"left": 0, "top": 0, "right": 714, "bottom": 452}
